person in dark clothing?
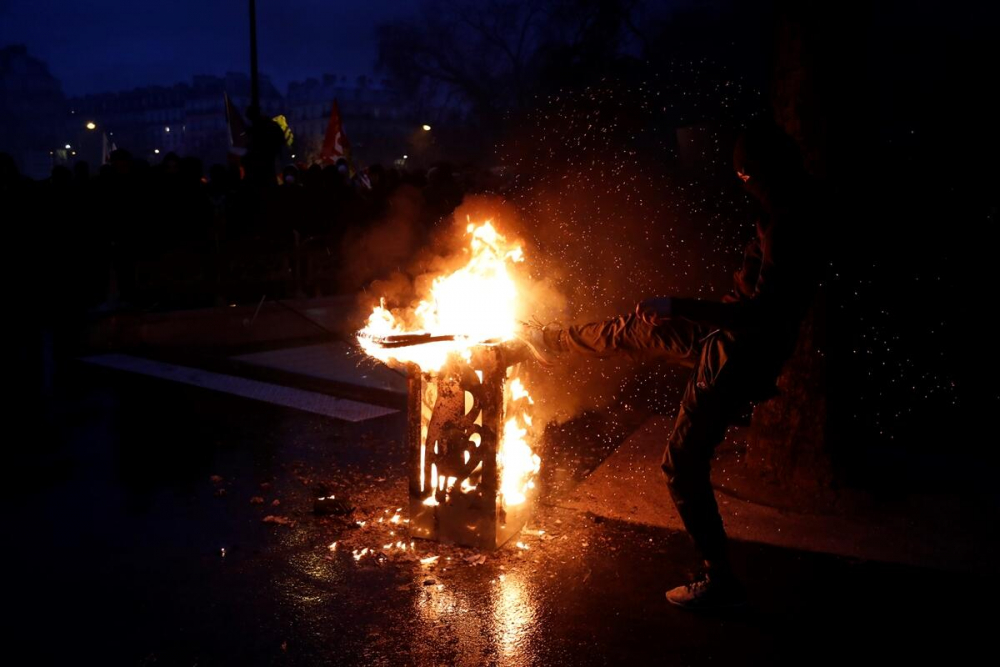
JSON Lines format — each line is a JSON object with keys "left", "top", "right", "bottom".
{"left": 520, "top": 119, "right": 825, "bottom": 610}
{"left": 243, "top": 106, "right": 285, "bottom": 187}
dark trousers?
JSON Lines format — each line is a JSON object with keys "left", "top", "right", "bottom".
{"left": 561, "top": 314, "right": 748, "bottom": 564}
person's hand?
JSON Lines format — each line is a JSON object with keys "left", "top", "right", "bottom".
{"left": 635, "top": 297, "right": 673, "bottom": 325}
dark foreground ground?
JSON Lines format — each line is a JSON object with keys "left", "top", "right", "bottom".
{"left": 5, "top": 351, "right": 996, "bottom": 667}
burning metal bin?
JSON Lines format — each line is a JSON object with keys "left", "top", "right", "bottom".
{"left": 407, "top": 342, "right": 538, "bottom": 550}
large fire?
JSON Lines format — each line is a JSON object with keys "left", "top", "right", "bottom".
{"left": 357, "top": 221, "right": 541, "bottom": 509}
{"left": 500, "top": 377, "right": 538, "bottom": 506}
{"left": 358, "top": 222, "right": 524, "bottom": 371}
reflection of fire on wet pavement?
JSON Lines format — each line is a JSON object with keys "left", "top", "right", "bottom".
{"left": 230, "top": 446, "right": 606, "bottom": 662}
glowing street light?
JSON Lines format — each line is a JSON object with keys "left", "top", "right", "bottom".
{"left": 422, "top": 124, "right": 432, "bottom": 131}
{"left": 165, "top": 126, "right": 171, "bottom": 132}
{"left": 85, "top": 122, "right": 97, "bottom": 130}
{"left": 403, "top": 154, "right": 408, "bottom": 159}
{"left": 65, "top": 144, "right": 71, "bottom": 149}
{"left": 154, "top": 149, "right": 160, "bottom": 154}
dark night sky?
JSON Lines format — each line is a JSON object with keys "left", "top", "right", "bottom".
{"left": 0, "top": 0, "right": 412, "bottom": 96}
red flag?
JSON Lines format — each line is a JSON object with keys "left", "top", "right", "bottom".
{"left": 224, "top": 92, "right": 248, "bottom": 155}
{"left": 320, "top": 99, "right": 352, "bottom": 167}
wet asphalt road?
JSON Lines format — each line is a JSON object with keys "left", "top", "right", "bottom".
{"left": 5, "top": 362, "right": 995, "bottom": 666}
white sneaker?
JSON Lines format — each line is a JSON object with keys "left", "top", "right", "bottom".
{"left": 665, "top": 573, "right": 747, "bottom": 610}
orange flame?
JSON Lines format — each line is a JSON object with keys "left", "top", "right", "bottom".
{"left": 358, "top": 220, "right": 540, "bottom": 508}
{"left": 500, "top": 377, "right": 541, "bottom": 507}
{"left": 357, "top": 221, "right": 524, "bottom": 371}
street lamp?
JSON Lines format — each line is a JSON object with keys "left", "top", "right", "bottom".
{"left": 165, "top": 126, "right": 171, "bottom": 132}
{"left": 422, "top": 124, "right": 432, "bottom": 131}
{"left": 154, "top": 149, "right": 160, "bottom": 155}
{"left": 86, "top": 122, "right": 96, "bottom": 130}
{"left": 65, "top": 144, "right": 71, "bottom": 149}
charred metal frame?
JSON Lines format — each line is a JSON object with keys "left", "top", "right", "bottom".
{"left": 407, "top": 343, "right": 536, "bottom": 550}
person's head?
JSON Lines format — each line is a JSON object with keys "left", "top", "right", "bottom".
{"left": 0, "top": 152, "right": 17, "bottom": 185}
{"left": 733, "top": 118, "right": 804, "bottom": 202}
{"left": 73, "top": 161, "right": 90, "bottom": 182}
{"left": 427, "top": 161, "right": 454, "bottom": 185}
{"left": 180, "top": 156, "right": 203, "bottom": 184}
{"left": 209, "top": 164, "right": 227, "bottom": 186}
{"left": 163, "top": 152, "right": 181, "bottom": 175}
{"left": 51, "top": 164, "right": 72, "bottom": 187}
{"left": 109, "top": 148, "right": 133, "bottom": 177}
{"left": 304, "top": 163, "right": 322, "bottom": 187}
{"left": 367, "top": 163, "right": 385, "bottom": 187}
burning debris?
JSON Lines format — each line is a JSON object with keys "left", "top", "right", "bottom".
{"left": 263, "top": 515, "right": 295, "bottom": 526}
{"left": 357, "top": 221, "right": 543, "bottom": 550}
{"left": 314, "top": 495, "right": 354, "bottom": 516}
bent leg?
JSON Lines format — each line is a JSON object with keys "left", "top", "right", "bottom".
{"left": 660, "top": 380, "right": 736, "bottom": 566}
{"left": 662, "top": 405, "right": 729, "bottom": 564}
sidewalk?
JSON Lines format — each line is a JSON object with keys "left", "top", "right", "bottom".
{"left": 85, "top": 294, "right": 362, "bottom": 352}
{"left": 563, "top": 416, "right": 999, "bottom": 573}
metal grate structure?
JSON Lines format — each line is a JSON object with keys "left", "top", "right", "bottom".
{"left": 407, "top": 343, "right": 536, "bottom": 550}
